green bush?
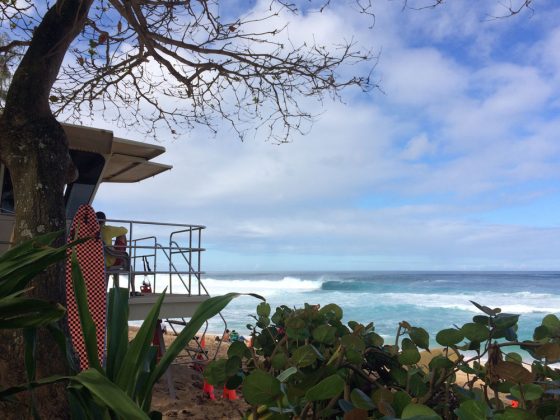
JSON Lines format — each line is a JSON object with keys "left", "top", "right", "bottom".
{"left": 206, "top": 301, "right": 560, "bottom": 419}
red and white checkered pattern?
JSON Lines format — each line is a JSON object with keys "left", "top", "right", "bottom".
{"left": 65, "top": 205, "right": 107, "bottom": 371}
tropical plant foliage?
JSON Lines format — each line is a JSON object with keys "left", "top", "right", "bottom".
{"left": 205, "top": 301, "right": 560, "bottom": 419}
{"left": 0, "top": 233, "right": 259, "bottom": 418}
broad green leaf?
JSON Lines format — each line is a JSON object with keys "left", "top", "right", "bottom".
{"left": 494, "top": 407, "right": 540, "bottom": 420}
{"left": 436, "top": 328, "right": 464, "bottom": 346}
{"left": 0, "top": 297, "right": 65, "bottom": 328}
{"left": 319, "top": 303, "right": 343, "bottom": 321}
{"left": 276, "top": 366, "right": 297, "bottom": 383}
{"left": 305, "top": 374, "right": 344, "bottom": 401}
{"left": 73, "top": 369, "right": 150, "bottom": 420}
{"left": 511, "top": 384, "right": 544, "bottom": 401}
{"left": 0, "top": 232, "right": 85, "bottom": 297}
{"left": 226, "top": 356, "right": 241, "bottom": 376}
{"left": 291, "top": 345, "right": 318, "bottom": 368}
{"left": 409, "top": 327, "right": 430, "bottom": 350}
{"left": 341, "top": 334, "right": 365, "bottom": 352}
{"left": 505, "top": 352, "right": 522, "bottom": 364}
{"left": 470, "top": 301, "right": 497, "bottom": 316}
{"left": 429, "top": 355, "right": 454, "bottom": 370}
{"left": 365, "top": 331, "right": 384, "bottom": 347}
{"left": 350, "top": 388, "right": 375, "bottom": 410}
{"left": 243, "top": 370, "right": 281, "bottom": 405}
{"left": 0, "top": 374, "right": 68, "bottom": 400}
{"left": 105, "top": 287, "right": 129, "bottom": 381}
{"left": 228, "top": 341, "right": 250, "bottom": 359}
{"left": 393, "top": 391, "right": 412, "bottom": 417}
{"left": 271, "top": 352, "right": 288, "bottom": 369}
{"left": 256, "top": 302, "right": 271, "bottom": 317}
{"left": 203, "top": 359, "right": 227, "bottom": 386}
{"left": 461, "top": 323, "right": 490, "bottom": 342}
{"left": 542, "top": 314, "right": 560, "bottom": 334}
{"left": 116, "top": 289, "right": 166, "bottom": 395}
{"left": 494, "top": 313, "right": 520, "bottom": 330}
{"left": 533, "top": 325, "right": 550, "bottom": 341}
{"left": 473, "top": 315, "right": 490, "bottom": 325}
{"left": 312, "top": 325, "right": 337, "bottom": 344}
{"left": 455, "top": 399, "right": 488, "bottom": 420}
{"left": 409, "top": 373, "right": 428, "bottom": 397}
{"left": 399, "top": 348, "right": 421, "bottom": 365}
{"left": 401, "top": 403, "right": 441, "bottom": 419}
{"left": 70, "top": 250, "right": 102, "bottom": 372}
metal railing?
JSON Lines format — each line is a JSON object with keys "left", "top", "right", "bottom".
{"left": 105, "top": 218, "right": 207, "bottom": 296}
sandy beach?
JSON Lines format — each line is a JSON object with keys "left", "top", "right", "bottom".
{"left": 129, "top": 327, "right": 249, "bottom": 419}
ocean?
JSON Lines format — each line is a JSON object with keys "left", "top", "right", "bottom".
{"left": 194, "top": 271, "right": 560, "bottom": 347}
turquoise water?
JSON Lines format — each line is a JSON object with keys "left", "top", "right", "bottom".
{"left": 195, "top": 271, "right": 560, "bottom": 346}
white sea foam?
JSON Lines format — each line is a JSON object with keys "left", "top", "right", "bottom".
{"left": 139, "top": 274, "right": 559, "bottom": 315}
{"left": 204, "top": 276, "right": 322, "bottom": 297}
{"left": 336, "top": 291, "right": 560, "bottom": 314}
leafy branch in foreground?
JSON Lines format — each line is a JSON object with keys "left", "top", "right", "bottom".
{"left": 207, "top": 301, "right": 560, "bottom": 419}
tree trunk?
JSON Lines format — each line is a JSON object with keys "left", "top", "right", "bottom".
{"left": 0, "top": 1, "right": 92, "bottom": 417}
{"left": 0, "top": 118, "right": 73, "bottom": 419}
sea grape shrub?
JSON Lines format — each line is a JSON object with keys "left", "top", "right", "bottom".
{"left": 204, "top": 301, "right": 560, "bottom": 419}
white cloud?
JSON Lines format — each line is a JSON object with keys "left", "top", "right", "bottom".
{"left": 88, "top": 1, "right": 560, "bottom": 270}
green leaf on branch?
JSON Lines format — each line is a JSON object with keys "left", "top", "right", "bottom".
{"left": 319, "top": 303, "right": 343, "bottom": 321}
{"left": 312, "top": 324, "right": 337, "bottom": 344}
{"left": 341, "top": 334, "right": 365, "bottom": 352}
{"left": 73, "top": 369, "right": 150, "bottom": 420}
{"left": 461, "top": 323, "right": 490, "bottom": 342}
{"left": 291, "top": 345, "right": 318, "bottom": 368}
{"left": 436, "top": 328, "right": 464, "bottom": 346}
{"left": 350, "top": 388, "right": 375, "bottom": 410}
{"left": 401, "top": 403, "right": 441, "bottom": 419}
{"left": 243, "top": 370, "right": 281, "bottom": 405}
{"left": 455, "top": 399, "right": 489, "bottom": 420}
{"left": 399, "top": 338, "right": 420, "bottom": 365}
{"left": 494, "top": 313, "right": 520, "bottom": 329}
{"left": 470, "top": 301, "right": 497, "bottom": 316}
{"left": 305, "top": 374, "right": 344, "bottom": 401}
{"left": 228, "top": 341, "right": 250, "bottom": 359}
{"left": 533, "top": 325, "right": 550, "bottom": 341}
{"left": 409, "top": 327, "right": 430, "bottom": 350}
{"left": 203, "top": 359, "right": 227, "bottom": 386}
{"left": 511, "top": 384, "right": 543, "bottom": 401}
{"left": 542, "top": 314, "right": 560, "bottom": 335}
{"left": 271, "top": 352, "right": 288, "bottom": 369}
{"left": 256, "top": 302, "right": 271, "bottom": 317}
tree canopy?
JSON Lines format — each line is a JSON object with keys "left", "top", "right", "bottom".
{"left": 1, "top": 0, "right": 376, "bottom": 143}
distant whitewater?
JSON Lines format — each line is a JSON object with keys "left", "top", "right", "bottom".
{"left": 187, "top": 271, "right": 559, "bottom": 344}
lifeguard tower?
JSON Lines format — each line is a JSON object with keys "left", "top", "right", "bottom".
{"left": 0, "top": 124, "right": 225, "bottom": 340}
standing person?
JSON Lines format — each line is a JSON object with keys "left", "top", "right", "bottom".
{"left": 95, "top": 211, "right": 133, "bottom": 290}
{"left": 95, "top": 211, "right": 128, "bottom": 266}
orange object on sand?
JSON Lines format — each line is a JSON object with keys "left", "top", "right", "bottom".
{"left": 222, "top": 385, "right": 237, "bottom": 400}
{"left": 203, "top": 380, "right": 215, "bottom": 400}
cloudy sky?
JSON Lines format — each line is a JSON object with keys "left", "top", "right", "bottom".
{"left": 92, "top": 0, "right": 560, "bottom": 271}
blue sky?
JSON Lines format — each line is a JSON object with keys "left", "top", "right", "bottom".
{"left": 92, "top": 0, "right": 560, "bottom": 271}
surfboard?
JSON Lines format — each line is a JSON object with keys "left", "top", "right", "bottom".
{"left": 65, "top": 204, "right": 106, "bottom": 370}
